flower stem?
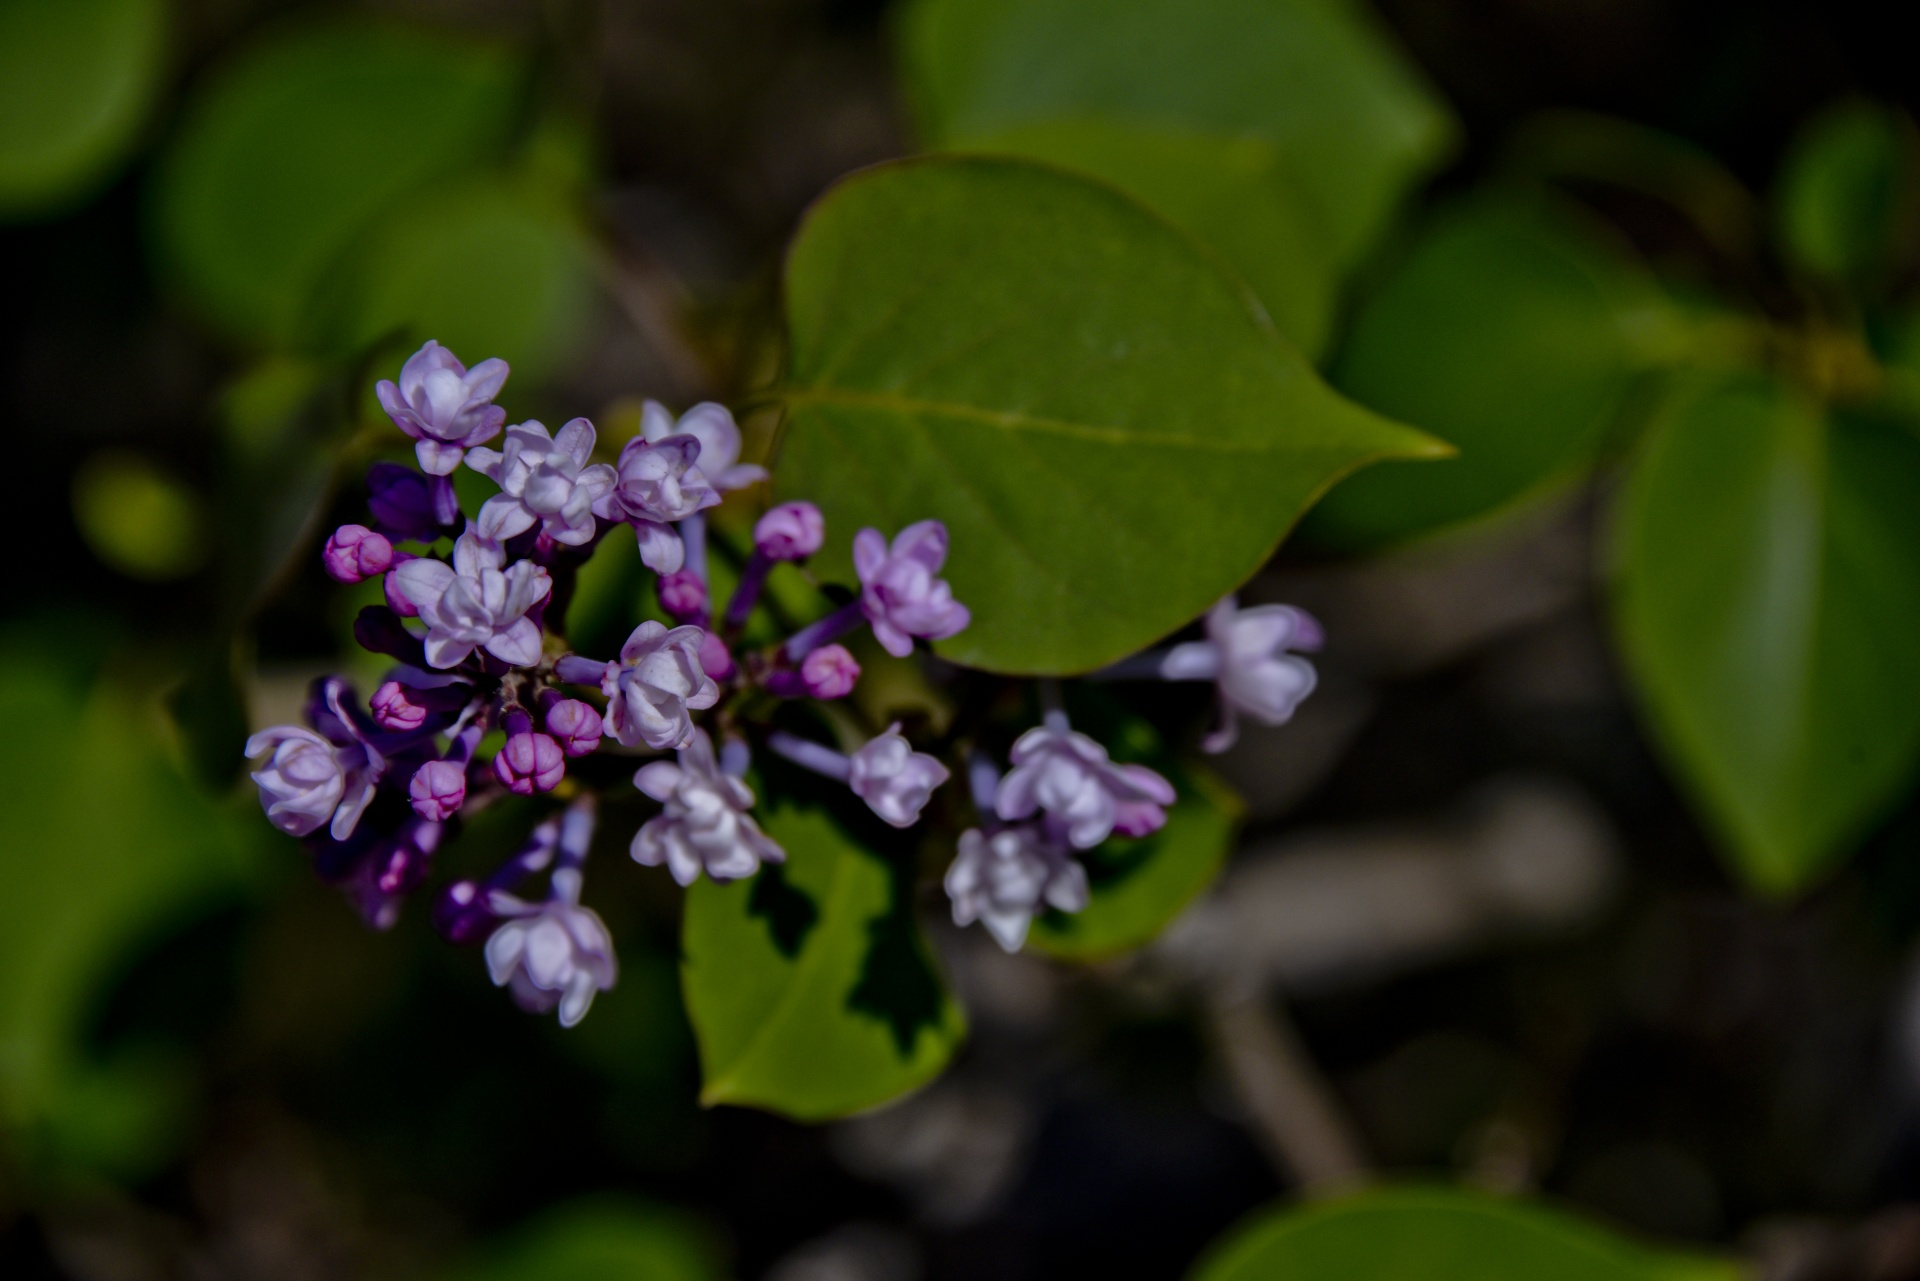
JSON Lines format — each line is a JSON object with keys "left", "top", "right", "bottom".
{"left": 766, "top": 730, "right": 852, "bottom": 782}
{"left": 784, "top": 600, "right": 863, "bottom": 661}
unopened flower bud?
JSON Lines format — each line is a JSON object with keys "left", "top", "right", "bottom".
{"left": 354, "top": 605, "right": 427, "bottom": 667}
{"left": 768, "top": 643, "right": 860, "bottom": 699}
{"left": 699, "top": 630, "right": 735, "bottom": 680}
{"left": 366, "top": 462, "right": 445, "bottom": 541}
{"left": 657, "top": 569, "right": 708, "bottom": 623}
{"left": 494, "top": 732, "right": 565, "bottom": 794}
{"left": 372, "top": 679, "right": 428, "bottom": 731}
{"left": 544, "top": 699, "right": 602, "bottom": 757}
{"left": 410, "top": 758, "right": 467, "bottom": 821}
{"left": 433, "top": 878, "right": 495, "bottom": 944}
{"left": 323, "top": 524, "right": 393, "bottom": 583}
{"left": 754, "top": 502, "right": 824, "bottom": 561}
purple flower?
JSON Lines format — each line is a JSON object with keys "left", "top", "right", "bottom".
{"left": 409, "top": 759, "right": 467, "bottom": 822}
{"left": 595, "top": 436, "right": 719, "bottom": 573}
{"left": 322, "top": 524, "right": 393, "bottom": 584}
{"left": 366, "top": 463, "right": 448, "bottom": 541}
{"left": 1162, "top": 597, "right": 1321, "bottom": 753}
{"left": 484, "top": 868, "right": 617, "bottom": 1027}
{"left": 464, "top": 417, "right": 617, "bottom": 547}
{"left": 600, "top": 622, "right": 719, "bottom": 750}
{"left": 996, "top": 722, "right": 1176, "bottom": 849}
{"left": 375, "top": 341, "right": 510, "bottom": 475}
{"left": 494, "top": 732, "right": 565, "bottom": 794}
{"left": 641, "top": 400, "right": 767, "bottom": 491}
{"left": 632, "top": 729, "right": 784, "bottom": 885}
{"left": 700, "top": 631, "right": 736, "bottom": 681}
{"left": 245, "top": 683, "right": 385, "bottom": 841}
{"left": 945, "top": 825, "right": 1088, "bottom": 952}
{"left": 767, "top": 644, "right": 860, "bottom": 700}
{"left": 543, "top": 699, "right": 602, "bottom": 757}
{"left": 656, "top": 570, "right": 708, "bottom": 623}
{"left": 391, "top": 529, "right": 551, "bottom": 669}
{"left": 754, "top": 502, "right": 824, "bottom": 561}
{"left": 849, "top": 724, "right": 950, "bottom": 828}
{"left": 370, "top": 680, "right": 429, "bottom": 732}
{"left": 853, "top": 521, "right": 970, "bottom": 657}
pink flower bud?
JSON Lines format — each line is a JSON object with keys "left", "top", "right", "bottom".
{"left": 699, "top": 630, "right": 736, "bottom": 680}
{"left": 371, "top": 680, "right": 429, "bottom": 731}
{"left": 768, "top": 643, "right": 860, "bottom": 700}
{"left": 754, "top": 502, "right": 825, "bottom": 561}
{"left": 494, "top": 732, "right": 565, "bottom": 794}
{"left": 544, "top": 698, "right": 603, "bottom": 757}
{"left": 657, "top": 569, "right": 708, "bottom": 623}
{"left": 410, "top": 759, "right": 467, "bottom": 821}
{"left": 323, "top": 524, "right": 393, "bottom": 583}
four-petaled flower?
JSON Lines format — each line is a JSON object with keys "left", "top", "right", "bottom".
{"left": 392, "top": 529, "right": 552, "bottom": 669}
{"left": 600, "top": 622, "right": 719, "bottom": 750}
{"left": 945, "top": 825, "right": 1088, "bottom": 952}
{"left": 484, "top": 868, "right": 618, "bottom": 1027}
{"left": 465, "top": 417, "right": 617, "bottom": 546}
{"left": 849, "top": 723, "right": 951, "bottom": 828}
{"left": 596, "top": 436, "right": 720, "bottom": 572}
{"left": 632, "top": 729, "right": 785, "bottom": 885}
{"left": 641, "top": 400, "right": 768, "bottom": 491}
{"left": 375, "top": 341, "right": 510, "bottom": 475}
{"left": 996, "top": 722, "right": 1175, "bottom": 849}
{"left": 853, "top": 521, "right": 971, "bottom": 657}
{"left": 245, "top": 682, "right": 384, "bottom": 840}
{"left": 1162, "top": 596, "right": 1321, "bottom": 753}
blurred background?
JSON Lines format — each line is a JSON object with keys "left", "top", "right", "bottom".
{"left": 9, "top": 0, "right": 1920, "bottom": 1277}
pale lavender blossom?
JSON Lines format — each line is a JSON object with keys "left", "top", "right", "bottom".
{"left": 392, "top": 529, "right": 551, "bottom": 669}
{"left": 1161, "top": 596, "right": 1321, "bottom": 753}
{"left": 600, "top": 621, "right": 719, "bottom": 751}
{"left": 641, "top": 400, "right": 767, "bottom": 491}
{"left": 996, "top": 719, "right": 1176, "bottom": 849}
{"left": 754, "top": 501, "right": 824, "bottom": 560}
{"left": 375, "top": 341, "right": 510, "bottom": 475}
{"left": 632, "top": 729, "right": 783, "bottom": 885}
{"left": 853, "top": 521, "right": 970, "bottom": 657}
{"left": 245, "top": 683, "right": 384, "bottom": 840}
{"left": 464, "top": 418, "right": 616, "bottom": 547}
{"left": 484, "top": 867, "right": 617, "bottom": 1027}
{"left": 595, "top": 436, "right": 719, "bottom": 573}
{"left": 945, "top": 825, "right": 1088, "bottom": 952}
{"left": 848, "top": 723, "right": 950, "bottom": 828}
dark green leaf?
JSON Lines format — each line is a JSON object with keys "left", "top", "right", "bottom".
{"left": 449, "top": 1198, "right": 722, "bottom": 1281}
{"left": 1775, "top": 100, "right": 1919, "bottom": 290}
{"left": 773, "top": 157, "right": 1444, "bottom": 674}
{"left": 1189, "top": 1186, "right": 1739, "bottom": 1281}
{"left": 680, "top": 806, "right": 964, "bottom": 1120}
{"left": 1613, "top": 376, "right": 1920, "bottom": 894}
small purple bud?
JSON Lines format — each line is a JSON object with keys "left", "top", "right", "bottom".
{"left": 371, "top": 679, "right": 428, "bottom": 732}
{"left": 323, "top": 524, "right": 393, "bottom": 583}
{"left": 657, "top": 569, "right": 708, "bottom": 623}
{"left": 755, "top": 502, "right": 824, "bottom": 561}
{"left": 353, "top": 606, "right": 427, "bottom": 668}
{"left": 699, "top": 631, "right": 735, "bottom": 680}
{"left": 544, "top": 698, "right": 602, "bottom": 757}
{"left": 366, "top": 463, "right": 444, "bottom": 541}
{"left": 494, "top": 732, "right": 565, "bottom": 794}
{"left": 434, "top": 878, "right": 496, "bottom": 945}
{"left": 768, "top": 643, "right": 860, "bottom": 699}
{"left": 410, "top": 759, "right": 467, "bottom": 821}
{"left": 384, "top": 568, "right": 419, "bottom": 618}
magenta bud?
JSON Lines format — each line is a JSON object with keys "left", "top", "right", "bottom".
{"left": 699, "top": 630, "right": 735, "bottom": 680}
{"left": 657, "top": 569, "right": 708, "bottom": 623}
{"left": 384, "top": 568, "right": 419, "bottom": 618}
{"left": 323, "top": 524, "right": 393, "bottom": 584}
{"left": 544, "top": 698, "right": 603, "bottom": 757}
{"left": 801, "top": 643, "right": 860, "bottom": 698}
{"left": 410, "top": 759, "right": 467, "bottom": 821}
{"left": 755, "top": 502, "right": 824, "bottom": 561}
{"left": 371, "top": 680, "right": 429, "bottom": 732}
{"left": 494, "top": 732, "right": 565, "bottom": 794}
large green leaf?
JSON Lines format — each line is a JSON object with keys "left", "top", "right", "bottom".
{"left": 1189, "top": 1186, "right": 1740, "bottom": 1281}
{"left": 773, "top": 157, "right": 1443, "bottom": 674}
{"left": 1309, "top": 198, "right": 1666, "bottom": 549}
{"left": 1613, "top": 376, "right": 1920, "bottom": 894}
{"left": 899, "top": 0, "right": 1455, "bottom": 269}
{"left": 449, "top": 1198, "right": 721, "bottom": 1281}
{"left": 0, "top": 0, "right": 165, "bottom": 218}
{"left": 1774, "top": 100, "right": 1918, "bottom": 291}
{"left": 152, "top": 20, "right": 520, "bottom": 345}
{"left": 680, "top": 805, "right": 964, "bottom": 1121}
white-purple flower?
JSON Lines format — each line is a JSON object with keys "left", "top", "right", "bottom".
{"left": 245, "top": 685, "right": 385, "bottom": 841}
{"left": 595, "top": 436, "right": 720, "bottom": 573}
{"left": 853, "top": 521, "right": 971, "bottom": 658}
{"left": 632, "top": 729, "right": 784, "bottom": 885}
{"left": 1162, "top": 596, "right": 1321, "bottom": 753}
{"left": 849, "top": 723, "right": 951, "bottom": 828}
{"left": 392, "top": 529, "right": 552, "bottom": 669}
{"left": 996, "top": 722, "right": 1176, "bottom": 849}
{"left": 484, "top": 868, "right": 617, "bottom": 1027}
{"left": 375, "top": 340, "right": 510, "bottom": 475}
{"left": 600, "top": 621, "right": 719, "bottom": 751}
{"left": 464, "top": 417, "right": 616, "bottom": 547}
{"left": 641, "top": 400, "right": 767, "bottom": 491}
{"left": 945, "top": 825, "right": 1088, "bottom": 952}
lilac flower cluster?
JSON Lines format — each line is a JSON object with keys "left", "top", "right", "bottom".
{"left": 246, "top": 340, "right": 1325, "bottom": 1023}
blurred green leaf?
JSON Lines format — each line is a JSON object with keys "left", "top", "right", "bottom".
{"left": 899, "top": 0, "right": 1455, "bottom": 270}
{"left": 72, "top": 451, "right": 208, "bottom": 580}
{"left": 680, "top": 806, "right": 964, "bottom": 1121}
{"left": 1310, "top": 199, "right": 1670, "bottom": 549}
{"left": 1613, "top": 376, "right": 1920, "bottom": 894}
{"left": 773, "top": 158, "right": 1444, "bottom": 675}
{"left": 1189, "top": 1186, "right": 1741, "bottom": 1281}
{"left": 1030, "top": 760, "right": 1240, "bottom": 960}
{"left": 1775, "top": 101, "right": 1918, "bottom": 290}
{"left": 967, "top": 119, "right": 1340, "bottom": 356}
{"left": 450, "top": 1198, "right": 722, "bottom": 1281}
{"left": 152, "top": 20, "right": 521, "bottom": 345}
{"left": 0, "top": 0, "right": 165, "bottom": 218}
